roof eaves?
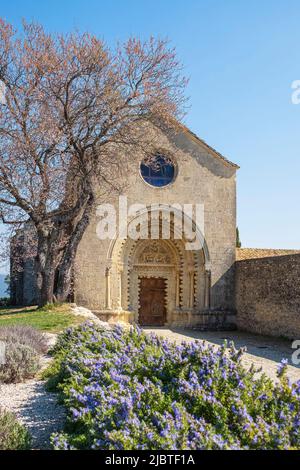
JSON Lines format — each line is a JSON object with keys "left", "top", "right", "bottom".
{"left": 179, "top": 123, "right": 240, "bottom": 170}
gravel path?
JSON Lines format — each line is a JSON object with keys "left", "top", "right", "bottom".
{"left": 0, "top": 334, "right": 66, "bottom": 450}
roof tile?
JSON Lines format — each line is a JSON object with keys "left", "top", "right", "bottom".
{"left": 236, "top": 248, "right": 300, "bottom": 261}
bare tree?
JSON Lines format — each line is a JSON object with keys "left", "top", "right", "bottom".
{"left": 0, "top": 19, "right": 187, "bottom": 306}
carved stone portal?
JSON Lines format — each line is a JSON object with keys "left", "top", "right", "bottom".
{"left": 109, "top": 232, "right": 207, "bottom": 326}
{"left": 137, "top": 241, "right": 172, "bottom": 264}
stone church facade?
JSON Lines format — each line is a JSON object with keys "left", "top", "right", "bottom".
{"left": 11, "top": 123, "right": 300, "bottom": 337}
{"left": 73, "top": 124, "right": 238, "bottom": 328}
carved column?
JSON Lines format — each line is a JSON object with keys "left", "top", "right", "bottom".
{"left": 117, "top": 264, "right": 124, "bottom": 309}
{"left": 127, "top": 264, "right": 133, "bottom": 311}
{"left": 204, "top": 269, "right": 211, "bottom": 309}
{"left": 189, "top": 271, "right": 194, "bottom": 308}
{"left": 105, "top": 267, "right": 111, "bottom": 309}
{"left": 175, "top": 270, "right": 180, "bottom": 308}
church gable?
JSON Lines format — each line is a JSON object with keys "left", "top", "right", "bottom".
{"left": 162, "top": 123, "right": 239, "bottom": 180}
{"left": 179, "top": 124, "right": 239, "bottom": 170}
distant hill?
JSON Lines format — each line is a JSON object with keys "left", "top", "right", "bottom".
{"left": 0, "top": 274, "right": 7, "bottom": 297}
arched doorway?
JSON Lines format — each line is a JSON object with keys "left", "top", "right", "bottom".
{"left": 106, "top": 206, "right": 210, "bottom": 327}
{"left": 139, "top": 277, "right": 166, "bottom": 326}
{"left": 130, "top": 240, "right": 178, "bottom": 326}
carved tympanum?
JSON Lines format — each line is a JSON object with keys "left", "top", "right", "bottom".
{"left": 138, "top": 241, "right": 171, "bottom": 264}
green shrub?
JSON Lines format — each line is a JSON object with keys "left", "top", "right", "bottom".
{"left": 42, "top": 352, "right": 67, "bottom": 393}
{"left": 0, "top": 297, "right": 10, "bottom": 307}
{"left": 0, "top": 342, "right": 40, "bottom": 383}
{"left": 0, "top": 408, "right": 31, "bottom": 450}
{"left": 48, "top": 323, "right": 300, "bottom": 450}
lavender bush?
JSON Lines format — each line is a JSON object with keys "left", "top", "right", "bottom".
{"left": 0, "top": 325, "right": 46, "bottom": 384}
{"left": 0, "top": 325, "right": 48, "bottom": 355}
{"left": 0, "top": 342, "right": 40, "bottom": 383}
{"left": 47, "top": 323, "right": 300, "bottom": 450}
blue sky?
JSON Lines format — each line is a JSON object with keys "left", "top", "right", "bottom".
{"left": 0, "top": 0, "right": 300, "bottom": 258}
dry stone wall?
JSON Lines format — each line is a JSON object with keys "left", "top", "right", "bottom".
{"left": 236, "top": 252, "right": 300, "bottom": 339}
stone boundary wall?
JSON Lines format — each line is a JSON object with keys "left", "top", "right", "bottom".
{"left": 236, "top": 252, "right": 300, "bottom": 339}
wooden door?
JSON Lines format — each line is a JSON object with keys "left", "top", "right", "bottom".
{"left": 139, "top": 277, "right": 166, "bottom": 326}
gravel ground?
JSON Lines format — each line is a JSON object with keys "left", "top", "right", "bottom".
{"left": 0, "top": 333, "right": 66, "bottom": 450}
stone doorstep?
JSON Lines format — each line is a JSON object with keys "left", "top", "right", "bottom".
{"left": 170, "top": 311, "right": 237, "bottom": 331}
{"left": 92, "top": 310, "right": 134, "bottom": 324}
{"left": 91, "top": 309, "right": 237, "bottom": 331}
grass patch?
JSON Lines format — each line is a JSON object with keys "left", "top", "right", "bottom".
{"left": 0, "top": 304, "right": 85, "bottom": 333}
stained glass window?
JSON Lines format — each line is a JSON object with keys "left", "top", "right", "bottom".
{"left": 140, "top": 155, "right": 175, "bottom": 187}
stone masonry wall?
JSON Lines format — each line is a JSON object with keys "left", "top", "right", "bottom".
{"left": 236, "top": 252, "right": 300, "bottom": 339}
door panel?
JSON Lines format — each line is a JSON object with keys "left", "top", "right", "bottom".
{"left": 139, "top": 277, "right": 166, "bottom": 326}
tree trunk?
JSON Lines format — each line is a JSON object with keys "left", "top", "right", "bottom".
{"left": 39, "top": 268, "right": 56, "bottom": 306}
{"left": 35, "top": 226, "right": 57, "bottom": 307}
{"left": 55, "top": 196, "right": 94, "bottom": 302}
{"left": 34, "top": 195, "right": 94, "bottom": 306}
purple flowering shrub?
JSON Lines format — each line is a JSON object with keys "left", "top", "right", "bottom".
{"left": 48, "top": 322, "right": 300, "bottom": 450}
